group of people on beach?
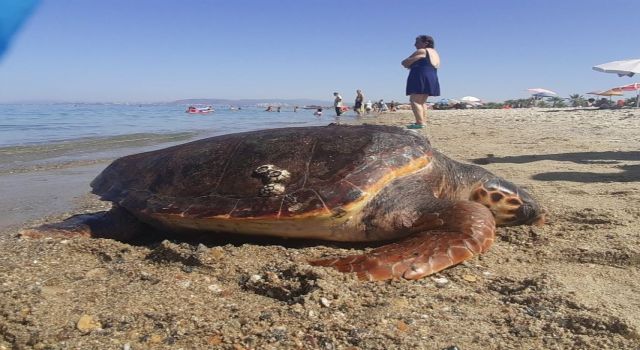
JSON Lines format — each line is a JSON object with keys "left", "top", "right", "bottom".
{"left": 330, "top": 91, "right": 401, "bottom": 118}
{"left": 264, "top": 105, "right": 300, "bottom": 112}
{"left": 264, "top": 106, "right": 281, "bottom": 112}
{"left": 330, "top": 35, "right": 441, "bottom": 129}
{"left": 259, "top": 34, "right": 441, "bottom": 129}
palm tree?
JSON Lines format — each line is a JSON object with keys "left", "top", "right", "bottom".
{"left": 483, "top": 102, "right": 503, "bottom": 109}
{"left": 508, "top": 98, "right": 530, "bottom": 108}
{"left": 503, "top": 99, "right": 518, "bottom": 108}
{"left": 548, "top": 96, "right": 565, "bottom": 107}
{"left": 569, "top": 94, "right": 586, "bottom": 107}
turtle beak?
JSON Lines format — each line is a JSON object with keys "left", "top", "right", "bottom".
{"left": 515, "top": 202, "right": 546, "bottom": 226}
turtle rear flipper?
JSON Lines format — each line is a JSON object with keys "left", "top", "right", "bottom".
{"left": 309, "top": 201, "right": 496, "bottom": 281}
{"left": 20, "top": 206, "right": 150, "bottom": 242}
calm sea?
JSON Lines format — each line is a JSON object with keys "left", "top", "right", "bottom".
{"left": 0, "top": 103, "right": 333, "bottom": 173}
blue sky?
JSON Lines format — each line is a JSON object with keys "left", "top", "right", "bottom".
{"left": 0, "top": 0, "right": 638, "bottom": 103}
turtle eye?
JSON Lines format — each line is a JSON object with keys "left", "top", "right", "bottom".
{"left": 490, "top": 192, "right": 504, "bottom": 202}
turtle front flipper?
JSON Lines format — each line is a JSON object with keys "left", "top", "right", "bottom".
{"left": 309, "top": 201, "right": 496, "bottom": 281}
{"left": 20, "top": 206, "right": 150, "bottom": 242}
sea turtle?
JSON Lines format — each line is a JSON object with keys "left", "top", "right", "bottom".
{"left": 23, "top": 124, "right": 545, "bottom": 281}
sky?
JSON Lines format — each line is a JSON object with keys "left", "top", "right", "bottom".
{"left": 0, "top": 0, "right": 638, "bottom": 104}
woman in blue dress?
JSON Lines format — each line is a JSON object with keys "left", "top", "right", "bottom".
{"left": 402, "top": 35, "right": 440, "bottom": 129}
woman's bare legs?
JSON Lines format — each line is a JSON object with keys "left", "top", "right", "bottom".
{"left": 409, "top": 94, "right": 428, "bottom": 125}
{"left": 422, "top": 96, "right": 429, "bottom": 122}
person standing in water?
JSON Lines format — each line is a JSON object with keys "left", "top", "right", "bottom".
{"left": 354, "top": 89, "right": 364, "bottom": 117}
{"left": 365, "top": 100, "right": 373, "bottom": 114}
{"left": 402, "top": 35, "right": 440, "bottom": 129}
{"left": 333, "top": 92, "right": 343, "bottom": 117}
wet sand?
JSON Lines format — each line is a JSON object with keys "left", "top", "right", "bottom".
{"left": 0, "top": 133, "right": 197, "bottom": 232}
{"left": 1, "top": 108, "right": 639, "bottom": 349}
{"left": 0, "top": 164, "right": 106, "bottom": 231}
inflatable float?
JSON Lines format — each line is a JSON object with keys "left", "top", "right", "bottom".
{"left": 186, "top": 106, "right": 214, "bottom": 114}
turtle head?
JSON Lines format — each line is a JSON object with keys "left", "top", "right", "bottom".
{"left": 470, "top": 178, "right": 545, "bottom": 227}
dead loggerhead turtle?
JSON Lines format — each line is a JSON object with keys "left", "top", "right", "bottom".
{"left": 23, "top": 124, "right": 545, "bottom": 281}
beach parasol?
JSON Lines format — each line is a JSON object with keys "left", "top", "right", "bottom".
{"left": 611, "top": 82, "right": 640, "bottom": 107}
{"left": 460, "top": 96, "right": 481, "bottom": 103}
{"left": 460, "top": 96, "right": 483, "bottom": 107}
{"left": 437, "top": 98, "right": 459, "bottom": 105}
{"left": 586, "top": 89, "right": 623, "bottom": 102}
{"left": 527, "top": 88, "right": 557, "bottom": 97}
{"left": 593, "top": 59, "right": 640, "bottom": 77}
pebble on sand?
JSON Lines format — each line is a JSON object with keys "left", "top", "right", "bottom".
{"left": 76, "top": 314, "right": 101, "bottom": 333}
{"left": 431, "top": 276, "right": 449, "bottom": 287}
{"left": 320, "top": 297, "right": 331, "bottom": 307}
{"left": 462, "top": 274, "right": 478, "bottom": 282}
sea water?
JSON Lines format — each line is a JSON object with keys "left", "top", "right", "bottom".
{"left": 0, "top": 103, "right": 333, "bottom": 173}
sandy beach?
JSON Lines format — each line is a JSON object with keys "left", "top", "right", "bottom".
{"left": 1, "top": 108, "right": 639, "bottom": 349}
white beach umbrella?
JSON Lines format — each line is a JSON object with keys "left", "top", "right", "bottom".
{"left": 593, "top": 59, "right": 640, "bottom": 77}
{"left": 460, "top": 96, "right": 481, "bottom": 103}
{"left": 527, "top": 88, "right": 557, "bottom": 96}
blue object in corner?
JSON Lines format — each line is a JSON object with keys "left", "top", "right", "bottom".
{"left": 0, "top": 0, "right": 40, "bottom": 59}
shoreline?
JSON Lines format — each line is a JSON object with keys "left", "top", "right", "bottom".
{"left": 1, "top": 108, "right": 639, "bottom": 349}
